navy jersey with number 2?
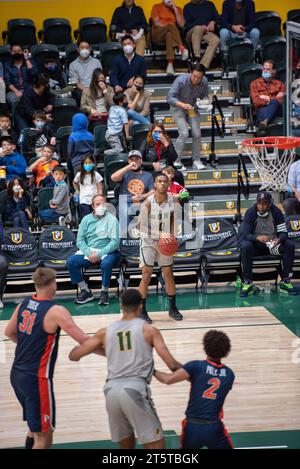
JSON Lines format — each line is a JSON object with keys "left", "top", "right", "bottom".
{"left": 180, "top": 359, "right": 235, "bottom": 449}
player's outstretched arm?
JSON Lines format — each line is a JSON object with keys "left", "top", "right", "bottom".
{"left": 154, "top": 368, "right": 190, "bottom": 385}
{"left": 49, "top": 305, "right": 89, "bottom": 344}
{"left": 69, "top": 329, "right": 106, "bottom": 361}
{"left": 151, "top": 326, "right": 182, "bottom": 371}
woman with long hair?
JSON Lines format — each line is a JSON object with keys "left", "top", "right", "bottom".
{"left": 139, "top": 121, "right": 184, "bottom": 186}
{"left": 3, "top": 177, "right": 32, "bottom": 229}
{"left": 73, "top": 154, "right": 103, "bottom": 219}
{"left": 124, "top": 75, "right": 151, "bottom": 125}
{"left": 80, "top": 68, "right": 114, "bottom": 129}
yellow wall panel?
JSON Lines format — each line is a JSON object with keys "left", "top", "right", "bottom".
{"left": 0, "top": 0, "right": 299, "bottom": 40}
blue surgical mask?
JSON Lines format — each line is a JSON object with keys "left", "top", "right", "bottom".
{"left": 84, "top": 163, "right": 94, "bottom": 172}
{"left": 262, "top": 72, "right": 272, "bottom": 80}
{"left": 35, "top": 121, "right": 46, "bottom": 130}
{"left": 47, "top": 64, "right": 57, "bottom": 72}
{"left": 153, "top": 131, "right": 161, "bottom": 142}
{"left": 55, "top": 180, "right": 65, "bottom": 186}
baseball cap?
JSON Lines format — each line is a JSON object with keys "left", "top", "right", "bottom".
{"left": 257, "top": 191, "right": 272, "bottom": 203}
{"left": 128, "top": 150, "right": 142, "bottom": 159}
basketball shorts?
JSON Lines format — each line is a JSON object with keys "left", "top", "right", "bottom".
{"left": 104, "top": 377, "right": 163, "bottom": 445}
{"left": 180, "top": 418, "right": 234, "bottom": 449}
{"left": 140, "top": 237, "right": 173, "bottom": 268}
{"left": 10, "top": 367, "right": 56, "bottom": 433}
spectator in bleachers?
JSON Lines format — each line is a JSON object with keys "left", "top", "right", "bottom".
{"left": 66, "top": 194, "right": 120, "bottom": 305}
{"left": 283, "top": 160, "right": 300, "bottom": 216}
{"left": 0, "top": 136, "right": 27, "bottom": 182}
{"left": 111, "top": 0, "right": 148, "bottom": 56}
{"left": 139, "top": 122, "right": 184, "bottom": 185}
{"left": 110, "top": 35, "right": 147, "bottom": 92}
{"left": 0, "top": 112, "right": 18, "bottom": 143}
{"left": 111, "top": 149, "right": 155, "bottom": 206}
{"left": 0, "top": 219, "right": 8, "bottom": 309}
{"left": 250, "top": 60, "right": 285, "bottom": 130}
{"left": 14, "top": 74, "right": 54, "bottom": 132}
{"left": 150, "top": 0, "right": 188, "bottom": 75}
{"left": 3, "top": 177, "right": 32, "bottom": 230}
{"left": 104, "top": 92, "right": 130, "bottom": 155}
{"left": 220, "top": 0, "right": 260, "bottom": 53}
{"left": 25, "top": 110, "right": 57, "bottom": 156}
{"left": 69, "top": 41, "right": 102, "bottom": 101}
{"left": 80, "top": 68, "right": 114, "bottom": 129}
{"left": 68, "top": 113, "right": 95, "bottom": 176}
{"left": 124, "top": 75, "right": 151, "bottom": 125}
{"left": 42, "top": 57, "right": 69, "bottom": 96}
{"left": 39, "top": 165, "right": 70, "bottom": 225}
{"left": 167, "top": 62, "right": 208, "bottom": 170}
{"left": 162, "top": 166, "right": 189, "bottom": 199}
{"left": 4, "top": 44, "right": 38, "bottom": 107}
{"left": 0, "top": 63, "right": 5, "bottom": 105}
{"left": 184, "top": 0, "right": 220, "bottom": 70}
{"left": 73, "top": 155, "right": 103, "bottom": 220}
{"left": 29, "top": 144, "right": 59, "bottom": 187}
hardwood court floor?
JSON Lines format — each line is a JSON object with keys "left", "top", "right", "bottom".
{"left": 1, "top": 306, "right": 300, "bottom": 448}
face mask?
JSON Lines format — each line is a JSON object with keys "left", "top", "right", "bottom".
{"left": 47, "top": 64, "right": 57, "bottom": 72}
{"left": 153, "top": 131, "right": 161, "bottom": 142}
{"left": 13, "top": 185, "right": 21, "bottom": 193}
{"left": 135, "top": 84, "right": 144, "bottom": 91}
{"left": 123, "top": 45, "right": 134, "bottom": 55}
{"left": 122, "top": 102, "right": 128, "bottom": 109}
{"left": 35, "top": 121, "right": 46, "bottom": 130}
{"left": 13, "top": 53, "right": 23, "bottom": 61}
{"left": 257, "top": 210, "right": 269, "bottom": 218}
{"left": 262, "top": 72, "right": 272, "bottom": 80}
{"left": 95, "top": 205, "right": 106, "bottom": 217}
{"left": 84, "top": 163, "right": 94, "bottom": 172}
{"left": 79, "top": 49, "right": 90, "bottom": 59}
{"left": 55, "top": 180, "right": 65, "bottom": 186}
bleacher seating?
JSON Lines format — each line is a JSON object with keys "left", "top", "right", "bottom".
{"left": 0, "top": 8, "right": 297, "bottom": 296}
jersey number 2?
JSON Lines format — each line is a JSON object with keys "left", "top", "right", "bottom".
{"left": 202, "top": 378, "right": 220, "bottom": 400}
{"left": 19, "top": 311, "right": 37, "bottom": 335}
{"left": 117, "top": 331, "right": 132, "bottom": 352}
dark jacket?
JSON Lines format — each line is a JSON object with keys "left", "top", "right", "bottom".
{"left": 0, "top": 152, "right": 27, "bottom": 181}
{"left": 15, "top": 87, "right": 55, "bottom": 120}
{"left": 139, "top": 139, "right": 178, "bottom": 169}
{"left": 4, "top": 59, "right": 38, "bottom": 90}
{"left": 221, "top": 0, "right": 256, "bottom": 32}
{"left": 183, "top": 1, "right": 220, "bottom": 31}
{"left": 42, "top": 67, "right": 67, "bottom": 90}
{"left": 3, "top": 192, "right": 30, "bottom": 221}
{"left": 111, "top": 3, "right": 148, "bottom": 33}
{"left": 110, "top": 54, "right": 147, "bottom": 90}
{"left": 239, "top": 204, "right": 288, "bottom": 244}
{"left": 68, "top": 113, "right": 94, "bottom": 170}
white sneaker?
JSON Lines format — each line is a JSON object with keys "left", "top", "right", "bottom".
{"left": 193, "top": 160, "right": 206, "bottom": 170}
{"left": 0, "top": 299, "right": 4, "bottom": 309}
{"left": 166, "top": 63, "right": 175, "bottom": 75}
{"left": 174, "top": 160, "right": 186, "bottom": 170}
{"left": 181, "top": 48, "right": 189, "bottom": 61}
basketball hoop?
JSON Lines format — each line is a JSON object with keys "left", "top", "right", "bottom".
{"left": 241, "top": 136, "right": 300, "bottom": 192}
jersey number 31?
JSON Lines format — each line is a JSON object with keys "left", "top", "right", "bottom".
{"left": 19, "top": 311, "right": 37, "bottom": 335}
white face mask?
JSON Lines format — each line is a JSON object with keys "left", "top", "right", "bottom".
{"left": 95, "top": 205, "right": 106, "bottom": 217}
{"left": 13, "top": 185, "right": 21, "bottom": 193}
{"left": 257, "top": 211, "right": 269, "bottom": 218}
{"left": 123, "top": 45, "right": 134, "bottom": 55}
{"left": 79, "top": 48, "right": 90, "bottom": 59}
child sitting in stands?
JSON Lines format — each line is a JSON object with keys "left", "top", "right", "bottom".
{"left": 162, "top": 166, "right": 189, "bottom": 200}
{"left": 29, "top": 144, "right": 59, "bottom": 187}
{"left": 38, "top": 165, "right": 70, "bottom": 226}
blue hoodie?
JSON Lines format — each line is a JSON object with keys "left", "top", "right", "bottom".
{"left": 1, "top": 151, "right": 27, "bottom": 181}
{"left": 68, "top": 113, "right": 94, "bottom": 170}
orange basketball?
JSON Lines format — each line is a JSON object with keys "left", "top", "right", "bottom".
{"left": 157, "top": 237, "right": 179, "bottom": 256}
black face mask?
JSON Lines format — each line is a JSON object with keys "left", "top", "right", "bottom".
{"left": 123, "top": 102, "right": 128, "bottom": 109}
{"left": 13, "top": 53, "right": 24, "bottom": 61}
{"left": 135, "top": 85, "right": 144, "bottom": 91}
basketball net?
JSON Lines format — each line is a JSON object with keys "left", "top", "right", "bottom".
{"left": 242, "top": 137, "right": 300, "bottom": 192}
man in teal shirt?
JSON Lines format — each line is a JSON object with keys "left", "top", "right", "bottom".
{"left": 66, "top": 194, "right": 120, "bottom": 305}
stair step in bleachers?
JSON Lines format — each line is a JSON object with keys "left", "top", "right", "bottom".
{"left": 188, "top": 194, "right": 257, "bottom": 219}
{"left": 183, "top": 166, "right": 260, "bottom": 189}
{"left": 154, "top": 105, "right": 247, "bottom": 134}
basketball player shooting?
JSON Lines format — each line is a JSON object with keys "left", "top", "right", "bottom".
{"left": 138, "top": 173, "right": 182, "bottom": 323}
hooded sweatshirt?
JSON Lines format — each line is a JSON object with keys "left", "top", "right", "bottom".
{"left": 68, "top": 113, "right": 94, "bottom": 170}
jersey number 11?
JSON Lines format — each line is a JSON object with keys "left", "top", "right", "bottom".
{"left": 117, "top": 331, "right": 132, "bottom": 352}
